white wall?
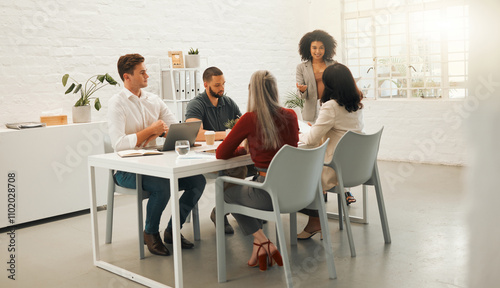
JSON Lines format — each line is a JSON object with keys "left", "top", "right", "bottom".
{"left": 0, "top": 0, "right": 467, "bottom": 165}
{"left": 0, "top": 0, "right": 310, "bottom": 123}
{"left": 467, "top": 0, "right": 500, "bottom": 286}
{"left": 363, "top": 100, "right": 467, "bottom": 165}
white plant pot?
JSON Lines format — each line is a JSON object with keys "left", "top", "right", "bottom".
{"left": 72, "top": 105, "right": 91, "bottom": 123}
{"left": 185, "top": 55, "right": 200, "bottom": 68}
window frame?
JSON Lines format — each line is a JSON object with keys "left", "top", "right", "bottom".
{"left": 342, "top": 0, "right": 469, "bottom": 100}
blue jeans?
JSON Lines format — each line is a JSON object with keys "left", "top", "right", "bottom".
{"left": 114, "top": 171, "right": 206, "bottom": 234}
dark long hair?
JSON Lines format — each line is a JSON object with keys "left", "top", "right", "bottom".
{"left": 298, "top": 30, "right": 337, "bottom": 62}
{"left": 320, "top": 63, "right": 363, "bottom": 112}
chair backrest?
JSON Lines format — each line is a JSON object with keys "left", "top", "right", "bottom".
{"left": 103, "top": 134, "right": 150, "bottom": 198}
{"left": 328, "top": 128, "right": 383, "bottom": 188}
{"left": 263, "top": 140, "right": 329, "bottom": 213}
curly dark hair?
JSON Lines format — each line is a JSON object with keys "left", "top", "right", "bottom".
{"left": 117, "top": 53, "right": 145, "bottom": 81}
{"left": 321, "top": 63, "right": 363, "bottom": 112}
{"left": 298, "top": 30, "right": 337, "bottom": 61}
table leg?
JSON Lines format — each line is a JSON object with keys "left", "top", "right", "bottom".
{"left": 88, "top": 165, "right": 101, "bottom": 264}
{"left": 170, "top": 177, "right": 183, "bottom": 288}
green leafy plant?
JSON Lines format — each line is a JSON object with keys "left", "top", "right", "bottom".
{"left": 62, "top": 73, "right": 119, "bottom": 111}
{"left": 224, "top": 118, "right": 237, "bottom": 129}
{"left": 283, "top": 90, "right": 304, "bottom": 109}
{"left": 188, "top": 48, "right": 199, "bottom": 55}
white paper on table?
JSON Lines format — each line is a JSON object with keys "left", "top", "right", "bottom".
{"left": 298, "top": 120, "right": 311, "bottom": 134}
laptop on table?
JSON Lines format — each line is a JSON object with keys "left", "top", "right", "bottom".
{"left": 158, "top": 121, "right": 201, "bottom": 151}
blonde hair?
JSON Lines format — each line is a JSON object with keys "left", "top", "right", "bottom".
{"left": 247, "top": 70, "right": 285, "bottom": 150}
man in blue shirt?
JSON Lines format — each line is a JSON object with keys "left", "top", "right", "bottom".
{"left": 185, "top": 67, "right": 241, "bottom": 141}
{"left": 185, "top": 67, "right": 242, "bottom": 234}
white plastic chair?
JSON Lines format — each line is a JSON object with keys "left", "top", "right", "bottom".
{"left": 215, "top": 140, "right": 336, "bottom": 288}
{"left": 103, "top": 135, "right": 200, "bottom": 259}
{"left": 326, "top": 128, "right": 391, "bottom": 257}
{"left": 105, "top": 172, "right": 150, "bottom": 259}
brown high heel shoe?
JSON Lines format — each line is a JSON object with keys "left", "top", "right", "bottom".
{"left": 261, "top": 240, "right": 283, "bottom": 267}
{"left": 248, "top": 242, "right": 269, "bottom": 271}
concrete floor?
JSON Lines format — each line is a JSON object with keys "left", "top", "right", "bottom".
{"left": 0, "top": 161, "right": 467, "bottom": 288}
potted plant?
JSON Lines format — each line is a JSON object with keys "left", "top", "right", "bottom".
{"left": 224, "top": 118, "right": 238, "bottom": 136}
{"left": 284, "top": 90, "right": 304, "bottom": 109}
{"left": 283, "top": 90, "right": 305, "bottom": 120}
{"left": 62, "top": 73, "right": 118, "bottom": 123}
{"left": 184, "top": 47, "right": 200, "bottom": 68}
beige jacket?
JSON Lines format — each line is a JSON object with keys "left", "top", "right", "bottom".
{"left": 296, "top": 59, "right": 336, "bottom": 122}
{"left": 299, "top": 100, "right": 364, "bottom": 190}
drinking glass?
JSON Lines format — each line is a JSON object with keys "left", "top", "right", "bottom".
{"left": 175, "top": 140, "right": 190, "bottom": 156}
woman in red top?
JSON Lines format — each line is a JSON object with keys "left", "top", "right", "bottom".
{"left": 216, "top": 70, "right": 299, "bottom": 271}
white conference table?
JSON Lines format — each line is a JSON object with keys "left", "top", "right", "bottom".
{"left": 88, "top": 143, "right": 253, "bottom": 288}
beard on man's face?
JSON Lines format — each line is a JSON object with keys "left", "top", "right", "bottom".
{"left": 209, "top": 87, "right": 224, "bottom": 98}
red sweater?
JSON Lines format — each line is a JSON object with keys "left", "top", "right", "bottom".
{"left": 216, "top": 108, "right": 299, "bottom": 169}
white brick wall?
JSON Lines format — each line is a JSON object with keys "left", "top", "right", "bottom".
{"left": 364, "top": 100, "right": 467, "bottom": 165}
{"left": 0, "top": 0, "right": 467, "bottom": 165}
{"left": 1, "top": 0, "right": 310, "bottom": 123}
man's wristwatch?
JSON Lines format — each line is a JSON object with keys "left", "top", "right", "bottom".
{"left": 160, "top": 131, "right": 166, "bottom": 138}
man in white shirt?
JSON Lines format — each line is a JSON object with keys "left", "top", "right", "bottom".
{"left": 108, "top": 53, "right": 206, "bottom": 256}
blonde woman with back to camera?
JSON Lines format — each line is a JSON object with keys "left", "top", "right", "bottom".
{"left": 216, "top": 70, "right": 299, "bottom": 271}
{"left": 297, "top": 63, "right": 365, "bottom": 240}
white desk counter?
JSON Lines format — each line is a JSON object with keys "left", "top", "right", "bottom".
{"left": 0, "top": 122, "right": 108, "bottom": 228}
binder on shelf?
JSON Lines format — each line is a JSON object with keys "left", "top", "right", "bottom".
{"left": 195, "top": 70, "right": 202, "bottom": 96}
{"left": 181, "top": 101, "right": 189, "bottom": 122}
{"left": 173, "top": 70, "right": 181, "bottom": 100}
{"left": 189, "top": 70, "right": 196, "bottom": 98}
{"left": 179, "top": 71, "right": 186, "bottom": 100}
{"left": 185, "top": 70, "right": 191, "bottom": 100}
{"left": 161, "top": 70, "right": 174, "bottom": 100}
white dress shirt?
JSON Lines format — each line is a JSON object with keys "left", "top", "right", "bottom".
{"left": 107, "top": 88, "right": 177, "bottom": 151}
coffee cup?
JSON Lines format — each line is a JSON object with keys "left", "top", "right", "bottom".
{"left": 205, "top": 131, "right": 215, "bottom": 145}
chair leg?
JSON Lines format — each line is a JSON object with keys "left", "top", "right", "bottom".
{"left": 105, "top": 171, "right": 115, "bottom": 244}
{"left": 339, "top": 186, "right": 356, "bottom": 257}
{"left": 215, "top": 179, "right": 227, "bottom": 283}
{"left": 275, "top": 210, "right": 293, "bottom": 288}
{"left": 192, "top": 203, "right": 200, "bottom": 241}
{"left": 337, "top": 193, "right": 343, "bottom": 230}
{"left": 137, "top": 175, "right": 145, "bottom": 260}
{"left": 374, "top": 182, "right": 391, "bottom": 243}
{"left": 361, "top": 185, "right": 369, "bottom": 224}
{"left": 316, "top": 185, "right": 337, "bottom": 279}
{"left": 275, "top": 225, "right": 280, "bottom": 250}
{"left": 289, "top": 212, "right": 297, "bottom": 246}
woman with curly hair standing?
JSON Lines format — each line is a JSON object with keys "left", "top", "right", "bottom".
{"left": 296, "top": 29, "right": 337, "bottom": 122}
